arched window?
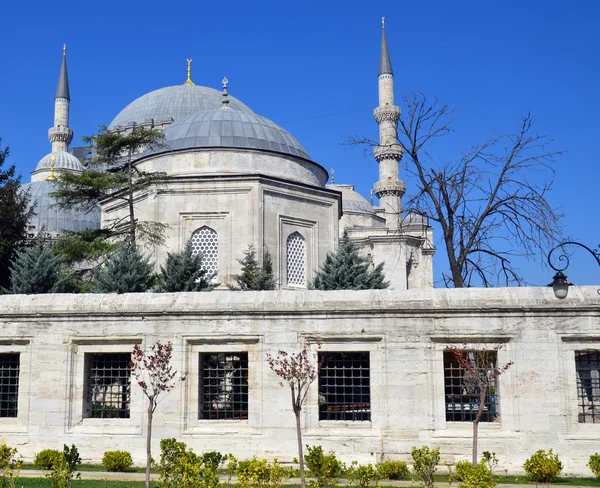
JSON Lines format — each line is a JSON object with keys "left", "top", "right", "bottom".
{"left": 190, "top": 226, "right": 219, "bottom": 281}
{"left": 286, "top": 232, "right": 306, "bottom": 287}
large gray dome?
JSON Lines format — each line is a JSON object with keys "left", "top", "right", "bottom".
{"left": 108, "top": 85, "right": 254, "bottom": 130}
{"left": 154, "top": 108, "right": 311, "bottom": 160}
{"left": 23, "top": 181, "right": 101, "bottom": 235}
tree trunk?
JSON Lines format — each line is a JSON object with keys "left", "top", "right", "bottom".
{"left": 128, "top": 152, "right": 136, "bottom": 247}
{"left": 472, "top": 387, "right": 487, "bottom": 465}
{"left": 295, "top": 410, "right": 305, "bottom": 488}
{"left": 146, "top": 400, "right": 153, "bottom": 488}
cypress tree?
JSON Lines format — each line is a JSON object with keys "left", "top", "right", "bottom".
{"left": 9, "top": 241, "right": 70, "bottom": 294}
{"left": 311, "top": 230, "right": 389, "bottom": 290}
{"left": 233, "top": 245, "right": 276, "bottom": 291}
{"left": 94, "top": 244, "right": 154, "bottom": 293}
{"left": 157, "top": 241, "right": 212, "bottom": 292}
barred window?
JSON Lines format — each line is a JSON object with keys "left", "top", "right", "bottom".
{"left": 200, "top": 353, "right": 248, "bottom": 420}
{"left": 190, "top": 226, "right": 219, "bottom": 281}
{"left": 576, "top": 350, "right": 600, "bottom": 423}
{"left": 444, "top": 350, "right": 498, "bottom": 422}
{"left": 84, "top": 353, "right": 131, "bottom": 419}
{"left": 286, "top": 232, "right": 306, "bottom": 287}
{"left": 0, "top": 354, "right": 19, "bottom": 418}
{"left": 318, "top": 352, "right": 370, "bottom": 421}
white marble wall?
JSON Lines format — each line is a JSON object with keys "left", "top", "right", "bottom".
{"left": 0, "top": 287, "right": 598, "bottom": 475}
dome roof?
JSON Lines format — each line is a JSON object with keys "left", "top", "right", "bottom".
{"left": 23, "top": 181, "right": 101, "bottom": 235}
{"left": 108, "top": 85, "right": 254, "bottom": 130}
{"left": 35, "top": 151, "right": 83, "bottom": 173}
{"left": 153, "top": 108, "right": 311, "bottom": 160}
{"left": 327, "top": 184, "right": 374, "bottom": 214}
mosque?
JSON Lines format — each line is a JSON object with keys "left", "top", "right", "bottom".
{"left": 2, "top": 23, "right": 599, "bottom": 475}
{"left": 23, "top": 22, "right": 433, "bottom": 290}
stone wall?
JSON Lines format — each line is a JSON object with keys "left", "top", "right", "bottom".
{"left": 0, "top": 287, "right": 598, "bottom": 475}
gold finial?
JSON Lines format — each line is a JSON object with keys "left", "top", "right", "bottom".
{"left": 47, "top": 154, "right": 57, "bottom": 181}
{"left": 381, "top": 17, "right": 385, "bottom": 29}
{"left": 63, "top": 43, "right": 66, "bottom": 55}
{"left": 184, "top": 58, "right": 195, "bottom": 86}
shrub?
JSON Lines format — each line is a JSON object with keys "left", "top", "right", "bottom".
{"left": 411, "top": 446, "right": 440, "bottom": 488}
{"left": 34, "top": 449, "right": 63, "bottom": 470}
{"left": 201, "top": 451, "right": 226, "bottom": 470}
{"left": 346, "top": 462, "right": 381, "bottom": 488}
{"left": 235, "top": 456, "right": 294, "bottom": 488}
{"left": 454, "top": 460, "right": 495, "bottom": 488}
{"left": 102, "top": 451, "right": 133, "bottom": 472}
{"left": 588, "top": 454, "right": 600, "bottom": 478}
{"left": 45, "top": 444, "right": 81, "bottom": 488}
{"left": 305, "top": 445, "right": 344, "bottom": 488}
{"left": 0, "top": 444, "right": 22, "bottom": 488}
{"left": 157, "top": 438, "right": 220, "bottom": 488}
{"left": 523, "top": 449, "right": 563, "bottom": 483}
{"left": 377, "top": 460, "right": 410, "bottom": 480}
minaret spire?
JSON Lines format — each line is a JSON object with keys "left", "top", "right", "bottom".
{"left": 48, "top": 44, "right": 73, "bottom": 153}
{"left": 373, "top": 18, "right": 405, "bottom": 231}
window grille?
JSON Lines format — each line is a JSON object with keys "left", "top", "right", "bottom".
{"left": 286, "top": 232, "right": 306, "bottom": 287}
{"left": 84, "top": 353, "right": 131, "bottom": 419}
{"left": 318, "top": 352, "right": 371, "bottom": 421}
{"left": 576, "top": 350, "right": 600, "bottom": 423}
{"left": 199, "top": 353, "right": 248, "bottom": 420}
{"left": 444, "top": 350, "right": 498, "bottom": 422}
{"left": 0, "top": 353, "right": 19, "bottom": 418}
{"left": 190, "top": 226, "right": 219, "bottom": 281}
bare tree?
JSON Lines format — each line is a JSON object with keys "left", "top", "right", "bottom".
{"left": 131, "top": 341, "right": 183, "bottom": 488}
{"left": 267, "top": 341, "right": 320, "bottom": 488}
{"left": 352, "top": 92, "right": 564, "bottom": 287}
{"left": 446, "top": 345, "right": 513, "bottom": 465}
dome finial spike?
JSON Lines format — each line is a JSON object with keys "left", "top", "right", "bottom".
{"left": 382, "top": 17, "right": 385, "bottom": 29}
{"left": 330, "top": 168, "right": 335, "bottom": 183}
{"left": 46, "top": 154, "right": 57, "bottom": 181}
{"left": 221, "top": 76, "right": 230, "bottom": 107}
{"left": 63, "top": 43, "right": 66, "bottom": 55}
{"left": 184, "top": 58, "right": 195, "bottom": 86}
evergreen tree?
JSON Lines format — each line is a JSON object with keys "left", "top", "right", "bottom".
{"left": 94, "top": 244, "right": 154, "bottom": 293}
{"left": 157, "top": 241, "right": 212, "bottom": 292}
{"left": 255, "top": 247, "right": 276, "bottom": 290}
{"left": 9, "top": 241, "right": 71, "bottom": 294}
{"left": 51, "top": 126, "right": 169, "bottom": 263}
{"left": 0, "top": 137, "right": 34, "bottom": 291}
{"left": 233, "top": 245, "right": 276, "bottom": 291}
{"left": 311, "top": 230, "right": 389, "bottom": 290}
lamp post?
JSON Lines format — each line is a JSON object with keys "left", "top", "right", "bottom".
{"left": 547, "top": 241, "right": 600, "bottom": 299}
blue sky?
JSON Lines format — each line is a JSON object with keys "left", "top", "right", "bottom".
{"left": 1, "top": 0, "right": 598, "bottom": 287}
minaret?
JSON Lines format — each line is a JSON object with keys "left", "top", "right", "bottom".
{"left": 48, "top": 44, "right": 73, "bottom": 153}
{"left": 373, "top": 18, "right": 405, "bottom": 231}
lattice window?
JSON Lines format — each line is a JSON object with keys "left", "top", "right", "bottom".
{"left": 286, "top": 232, "right": 306, "bottom": 287}
{"left": 199, "top": 353, "right": 248, "bottom": 420}
{"left": 444, "top": 350, "right": 498, "bottom": 422}
{"left": 576, "top": 350, "right": 600, "bottom": 423}
{"left": 318, "top": 352, "right": 371, "bottom": 421}
{"left": 84, "top": 353, "right": 131, "bottom": 419}
{"left": 190, "top": 226, "right": 219, "bottom": 281}
{"left": 0, "top": 354, "right": 19, "bottom": 418}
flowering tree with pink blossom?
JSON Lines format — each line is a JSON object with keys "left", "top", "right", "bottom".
{"left": 131, "top": 341, "right": 183, "bottom": 488}
{"left": 446, "top": 345, "right": 513, "bottom": 466}
{"left": 267, "top": 341, "right": 320, "bottom": 488}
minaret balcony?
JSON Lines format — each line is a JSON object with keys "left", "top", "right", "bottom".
{"left": 373, "top": 106, "right": 400, "bottom": 124}
{"left": 48, "top": 126, "right": 73, "bottom": 145}
{"left": 374, "top": 144, "right": 404, "bottom": 162}
{"left": 374, "top": 179, "right": 406, "bottom": 198}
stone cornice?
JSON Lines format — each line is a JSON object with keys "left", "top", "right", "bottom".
{"left": 374, "top": 144, "right": 404, "bottom": 162}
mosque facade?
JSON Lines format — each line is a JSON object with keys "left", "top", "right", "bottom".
{"left": 2, "top": 24, "right": 599, "bottom": 475}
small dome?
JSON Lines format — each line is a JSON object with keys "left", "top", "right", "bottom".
{"left": 23, "top": 181, "right": 101, "bottom": 235}
{"left": 327, "top": 184, "right": 374, "bottom": 214}
{"left": 108, "top": 85, "right": 253, "bottom": 130}
{"left": 153, "top": 108, "right": 311, "bottom": 160}
{"left": 35, "top": 151, "right": 83, "bottom": 173}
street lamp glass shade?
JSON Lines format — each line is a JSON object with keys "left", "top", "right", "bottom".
{"left": 548, "top": 271, "right": 572, "bottom": 299}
